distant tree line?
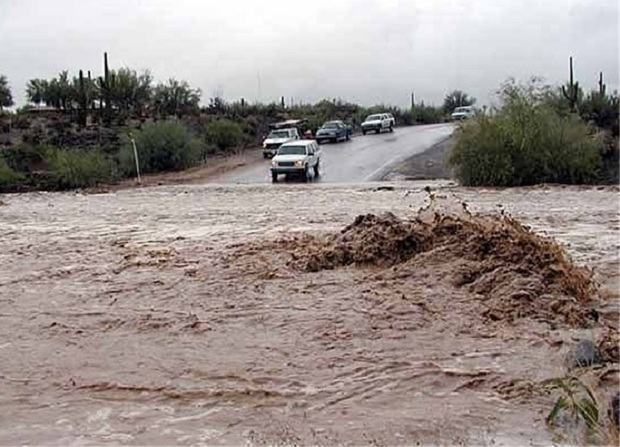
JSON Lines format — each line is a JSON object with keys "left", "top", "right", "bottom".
{"left": 3, "top": 52, "right": 615, "bottom": 191}
{"left": 17, "top": 53, "right": 201, "bottom": 124}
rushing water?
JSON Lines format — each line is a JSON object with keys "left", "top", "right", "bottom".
{"left": 0, "top": 182, "right": 618, "bottom": 445}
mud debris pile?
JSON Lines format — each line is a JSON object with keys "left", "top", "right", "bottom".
{"left": 297, "top": 208, "right": 598, "bottom": 327}
{"left": 598, "top": 328, "right": 620, "bottom": 363}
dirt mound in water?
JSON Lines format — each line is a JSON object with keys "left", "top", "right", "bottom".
{"left": 300, "top": 206, "right": 597, "bottom": 327}
{"left": 599, "top": 328, "right": 620, "bottom": 363}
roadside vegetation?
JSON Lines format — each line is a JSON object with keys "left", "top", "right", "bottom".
{"left": 442, "top": 89, "right": 476, "bottom": 114}
{"left": 0, "top": 75, "right": 14, "bottom": 111}
{"left": 0, "top": 53, "right": 447, "bottom": 192}
{"left": 449, "top": 60, "right": 619, "bottom": 186}
{"left": 1, "top": 54, "right": 618, "bottom": 191}
{"left": 118, "top": 122, "right": 205, "bottom": 176}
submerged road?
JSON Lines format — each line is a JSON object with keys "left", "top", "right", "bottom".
{"left": 213, "top": 123, "right": 455, "bottom": 184}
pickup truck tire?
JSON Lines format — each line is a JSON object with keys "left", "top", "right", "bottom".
{"left": 313, "top": 160, "right": 320, "bottom": 177}
{"left": 362, "top": 130, "right": 367, "bottom": 135}
{"left": 389, "top": 125, "right": 394, "bottom": 132}
{"left": 345, "top": 133, "right": 350, "bottom": 141}
{"left": 375, "top": 128, "right": 380, "bottom": 134}
{"left": 301, "top": 166, "right": 309, "bottom": 182}
{"left": 271, "top": 172, "right": 278, "bottom": 183}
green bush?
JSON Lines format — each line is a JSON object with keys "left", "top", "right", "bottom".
{"left": 1, "top": 143, "right": 48, "bottom": 173}
{"left": 119, "top": 121, "right": 205, "bottom": 175}
{"left": 580, "top": 91, "right": 619, "bottom": 137}
{"left": 412, "top": 104, "right": 444, "bottom": 124}
{"left": 0, "top": 156, "right": 24, "bottom": 190}
{"left": 449, "top": 80, "right": 603, "bottom": 186}
{"left": 44, "top": 146, "right": 113, "bottom": 189}
{"left": 204, "top": 118, "right": 244, "bottom": 151}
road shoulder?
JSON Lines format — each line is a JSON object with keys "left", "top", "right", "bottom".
{"left": 382, "top": 136, "right": 455, "bottom": 181}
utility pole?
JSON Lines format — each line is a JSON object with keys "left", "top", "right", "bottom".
{"left": 128, "top": 132, "right": 141, "bottom": 185}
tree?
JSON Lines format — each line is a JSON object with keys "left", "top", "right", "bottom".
{"left": 37, "top": 72, "right": 73, "bottom": 110}
{"left": 26, "top": 79, "right": 46, "bottom": 106}
{"left": 42, "top": 79, "right": 61, "bottom": 109}
{"left": 56, "top": 71, "right": 72, "bottom": 110}
{"left": 204, "top": 118, "right": 244, "bottom": 151}
{"left": 153, "top": 79, "right": 201, "bottom": 118}
{"left": 71, "top": 73, "right": 97, "bottom": 112}
{"left": 0, "top": 74, "right": 14, "bottom": 111}
{"left": 110, "top": 68, "right": 152, "bottom": 116}
{"left": 443, "top": 90, "right": 476, "bottom": 114}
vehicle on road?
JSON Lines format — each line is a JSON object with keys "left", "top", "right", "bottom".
{"left": 386, "top": 113, "right": 395, "bottom": 127}
{"left": 451, "top": 106, "right": 475, "bottom": 121}
{"left": 270, "top": 140, "right": 321, "bottom": 183}
{"left": 315, "top": 120, "right": 352, "bottom": 144}
{"left": 262, "top": 119, "right": 308, "bottom": 158}
{"left": 262, "top": 127, "right": 301, "bottom": 158}
{"left": 361, "top": 113, "right": 393, "bottom": 135}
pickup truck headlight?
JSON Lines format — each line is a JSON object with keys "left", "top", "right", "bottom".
{"left": 271, "top": 160, "right": 278, "bottom": 166}
{"left": 294, "top": 160, "right": 304, "bottom": 167}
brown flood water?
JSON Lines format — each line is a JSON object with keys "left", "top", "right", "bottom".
{"left": 0, "top": 182, "right": 618, "bottom": 445}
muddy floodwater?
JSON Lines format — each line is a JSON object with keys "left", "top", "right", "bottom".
{"left": 0, "top": 182, "right": 618, "bottom": 445}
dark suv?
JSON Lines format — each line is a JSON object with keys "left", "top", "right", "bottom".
{"left": 315, "top": 120, "right": 352, "bottom": 144}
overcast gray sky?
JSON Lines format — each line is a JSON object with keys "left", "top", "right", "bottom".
{"left": 1, "top": 0, "right": 618, "bottom": 108}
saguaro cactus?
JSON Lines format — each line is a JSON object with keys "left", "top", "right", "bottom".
{"left": 98, "top": 52, "right": 114, "bottom": 125}
{"left": 561, "top": 56, "right": 580, "bottom": 111}
{"left": 598, "top": 72, "right": 606, "bottom": 96}
{"left": 78, "top": 69, "right": 87, "bottom": 127}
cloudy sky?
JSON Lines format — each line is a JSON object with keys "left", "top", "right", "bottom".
{"left": 1, "top": 0, "right": 618, "bottom": 108}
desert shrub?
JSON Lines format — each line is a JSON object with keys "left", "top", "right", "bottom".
{"left": 579, "top": 90, "right": 619, "bottom": 137}
{"left": 0, "top": 156, "right": 24, "bottom": 190}
{"left": 1, "top": 143, "right": 48, "bottom": 173}
{"left": 44, "top": 146, "right": 112, "bottom": 189}
{"left": 204, "top": 118, "right": 244, "bottom": 152}
{"left": 449, "top": 80, "right": 603, "bottom": 186}
{"left": 119, "top": 121, "right": 205, "bottom": 175}
{"left": 413, "top": 104, "right": 444, "bottom": 124}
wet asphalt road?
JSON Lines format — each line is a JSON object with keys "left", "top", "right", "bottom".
{"left": 214, "top": 123, "right": 455, "bottom": 184}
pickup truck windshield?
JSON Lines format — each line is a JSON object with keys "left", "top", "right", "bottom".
{"left": 366, "top": 115, "right": 383, "bottom": 121}
{"left": 268, "top": 131, "right": 291, "bottom": 138}
{"left": 277, "top": 146, "right": 307, "bottom": 156}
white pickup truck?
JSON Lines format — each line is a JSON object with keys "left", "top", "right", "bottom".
{"left": 270, "top": 140, "right": 321, "bottom": 183}
{"left": 451, "top": 106, "right": 475, "bottom": 121}
{"left": 262, "top": 128, "right": 301, "bottom": 158}
{"left": 361, "top": 113, "right": 394, "bottom": 135}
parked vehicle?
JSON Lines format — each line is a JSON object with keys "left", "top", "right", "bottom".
{"left": 361, "top": 113, "right": 393, "bottom": 134}
{"left": 270, "top": 140, "right": 321, "bottom": 183}
{"left": 451, "top": 106, "right": 475, "bottom": 121}
{"left": 315, "top": 120, "right": 352, "bottom": 144}
{"left": 262, "top": 127, "right": 300, "bottom": 158}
